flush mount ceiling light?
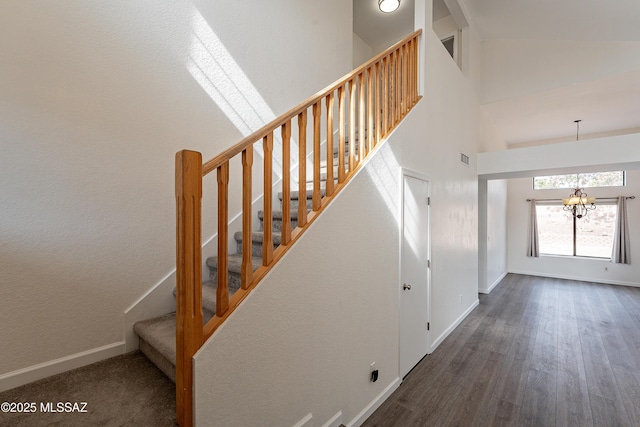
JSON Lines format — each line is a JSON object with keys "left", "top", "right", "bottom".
{"left": 379, "top": 0, "right": 400, "bottom": 13}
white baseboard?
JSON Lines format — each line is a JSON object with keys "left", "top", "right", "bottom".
{"left": 347, "top": 377, "right": 401, "bottom": 427}
{"left": 479, "top": 272, "right": 507, "bottom": 294}
{"left": 0, "top": 341, "right": 125, "bottom": 393}
{"left": 508, "top": 270, "right": 640, "bottom": 288}
{"left": 430, "top": 299, "right": 479, "bottom": 353}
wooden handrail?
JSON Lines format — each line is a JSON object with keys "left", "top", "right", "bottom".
{"left": 201, "top": 30, "right": 421, "bottom": 176}
{"left": 175, "top": 29, "right": 422, "bottom": 427}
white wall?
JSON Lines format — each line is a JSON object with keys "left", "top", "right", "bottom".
{"left": 194, "top": 1, "right": 494, "bottom": 424}
{"left": 433, "top": 14, "right": 457, "bottom": 39}
{"left": 507, "top": 171, "right": 640, "bottom": 287}
{"left": 484, "top": 180, "right": 508, "bottom": 291}
{"left": 0, "top": 0, "right": 352, "bottom": 384}
{"left": 477, "top": 99, "right": 508, "bottom": 294}
{"left": 479, "top": 39, "right": 640, "bottom": 104}
{"left": 353, "top": 32, "right": 374, "bottom": 68}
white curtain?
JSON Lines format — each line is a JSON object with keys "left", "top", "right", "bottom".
{"left": 611, "top": 196, "right": 631, "bottom": 264}
{"left": 527, "top": 199, "right": 539, "bottom": 257}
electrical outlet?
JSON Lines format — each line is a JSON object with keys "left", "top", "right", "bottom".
{"left": 370, "top": 362, "right": 378, "bottom": 382}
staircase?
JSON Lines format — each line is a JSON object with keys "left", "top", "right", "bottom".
{"left": 133, "top": 146, "right": 351, "bottom": 382}
{"left": 133, "top": 29, "right": 420, "bottom": 427}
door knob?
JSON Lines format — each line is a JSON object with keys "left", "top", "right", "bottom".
{"left": 403, "top": 283, "right": 412, "bottom": 290}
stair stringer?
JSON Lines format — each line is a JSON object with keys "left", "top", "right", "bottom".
{"left": 193, "top": 137, "right": 405, "bottom": 427}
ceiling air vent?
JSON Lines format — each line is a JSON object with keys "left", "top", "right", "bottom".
{"left": 460, "top": 152, "right": 470, "bottom": 166}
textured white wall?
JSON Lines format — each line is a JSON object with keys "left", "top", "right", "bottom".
{"left": 507, "top": 171, "right": 640, "bottom": 286}
{"left": 479, "top": 39, "right": 640, "bottom": 104}
{"left": 353, "top": 32, "right": 374, "bottom": 68}
{"left": 0, "top": 0, "right": 351, "bottom": 378}
{"left": 195, "top": 144, "right": 402, "bottom": 426}
{"left": 485, "top": 179, "right": 508, "bottom": 290}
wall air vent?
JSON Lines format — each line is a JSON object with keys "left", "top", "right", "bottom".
{"left": 460, "top": 152, "right": 469, "bottom": 166}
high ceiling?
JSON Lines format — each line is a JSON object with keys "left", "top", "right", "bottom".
{"left": 353, "top": 0, "right": 640, "bottom": 146}
{"left": 353, "top": 0, "right": 415, "bottom": 50}
{"left": 463, "top": 0, "right": 640, "bottom": 42}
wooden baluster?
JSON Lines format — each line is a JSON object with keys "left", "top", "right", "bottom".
{"left": 413, "top": 39, "right": 417, "bottom": 104}
{"left": 358, "top": 72, "right": 366, "bottom": 161}
{"left": 312, "top": 101, "right": 321, "bottom": 211}
{"left": 397, "top": 46, "right": 403, "bottom": 116}
{"left": 375, "top": 61, "right": 381, "bottom": 143}
{"left": 175, "top": 150, "right": 203, "bottom": 427}
{"left": 216, "top": 162, "right": 230, "bottom": 316}
{"left": 383, "top": 56, "right": 389, "bottom": 136}
{"left": 403, "top": 43, "right": 409, "bottom": 113}
{"left": 401, "top": 44, "right": 406, "bottom": 114}
{"left": 395, "top": 48, "right": 400, "bottom": 123}
{"left": 325, "top": 93, "right": 335, "bottom": 196}
{"left": 397, "top": 48, "right": 402, "bottom": 121}
{"left": 281, "top": 122, "right": 291, "bottom": 245}
{"left": 367, "top": 66, "right": 374, "bottom": 151}
{"left": 409, "top": 39, "right": 415, "bottom": 105}
{"left": 337, "top": 86, "right": 346, "bottom": 183}
{"left": 262, "top": 133, "right": 274, "bottom": 265}
{"left": 241, "top": 148, "right": 253, "bottom": 288}
{"left": 407, "top": 39, "right": 413, "bottom": 108}
{"left": 389, "top": 52, "right": 395, "bottom": 128}
{"left": 297, "top": 110, "right": 308, "bottom": 227}
{"left": 414, "top": 36, "right": 419, "bottom": 101}
{"left": 348, "top": 79, "right": 356, "bottom": 173}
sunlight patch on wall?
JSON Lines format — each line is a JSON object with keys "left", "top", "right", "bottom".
{"left": 187, "top": 6, "right": 294, "bottom": 177}
{"left": 364, "top": 144, "right": 402, "bottom": 226}
{"left": 187, "top": 8, "right": 274, "bottom": 137}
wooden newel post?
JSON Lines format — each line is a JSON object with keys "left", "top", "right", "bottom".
{"left": 175, "top": 150, "right": 204, "bottom": 427}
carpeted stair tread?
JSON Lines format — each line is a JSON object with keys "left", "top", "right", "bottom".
{"left": 133, "top": 313, "right": 177, "bottom": 369}
{"left": 206, "top": 253, "right": 262, "bottom": 273}
{"left": 279, "top": 188, "right": 327, "bottom": 201}
{"left": 234, "top": 230, "right": 283, "bottom": 245}
{"left": 257, "top": 210, "right": 300, "bottom": 221}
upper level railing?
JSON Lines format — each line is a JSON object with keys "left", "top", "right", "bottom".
{"left": 174, "top": 29, "right": 422, "bottom": 427}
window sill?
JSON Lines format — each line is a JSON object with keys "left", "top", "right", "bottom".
{"left": 540, "top": 254, "right": 611, "bottom": 261}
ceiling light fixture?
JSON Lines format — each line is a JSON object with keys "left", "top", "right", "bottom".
{"left": 379, "top": 0, "right": 400, "bottom": 13}
{"left": 563, "top": 188, "right": 596, "bottom": 219}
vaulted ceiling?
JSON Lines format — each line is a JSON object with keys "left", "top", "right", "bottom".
{"left": 353, "top": 0, "right": 640, "bottom": 146}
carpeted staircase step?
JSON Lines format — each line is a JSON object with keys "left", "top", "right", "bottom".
{"left": 206, "top": 254, "right": 262, "bottom": 289}
{"left": 279, "top": 188, "right": 327, "bottom": 210}
{"left": 171, "top": 280, "right": 219, "bottom": 322}
{"left": 133, "top": 313, "right": 177, "bottom": 382}
{"left": 135, "top": 279, "right": 241, "bottom": 382}
{"left": 133, "top": 128, "right": 369, "bottom": 385}
{"left": 234, "top": 231, "right": 282, "bottom": 257}
{"left": 257, "top": 210, "right": 300, "bottom": 231}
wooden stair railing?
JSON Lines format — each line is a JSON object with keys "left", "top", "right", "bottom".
{"left": 175, "top": 29, "right": 422, "bottom": 427}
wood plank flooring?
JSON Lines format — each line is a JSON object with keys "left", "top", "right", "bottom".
{"left": 362, "top": 274, "right": 640, "bottom": 427}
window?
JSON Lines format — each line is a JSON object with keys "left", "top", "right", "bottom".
{"left": 533, "top": 171, "right": 625, "bottom": 190}
{"left": 536, "top": 202, "right": 617, "bottom": 258}
{"left": 441, "top": 34, "right": 456, "bottom": 60}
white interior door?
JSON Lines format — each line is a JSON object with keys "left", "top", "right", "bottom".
{"left": 400, "top": 173, "right": 431, "bottom": 378}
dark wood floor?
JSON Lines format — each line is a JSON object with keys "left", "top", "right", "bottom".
{"left": 363, "top": 274, "right": 640, "bottom": 427}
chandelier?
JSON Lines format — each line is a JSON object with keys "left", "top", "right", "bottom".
{"left": 563, "top": 188, "right": 596, "bottom": 218}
